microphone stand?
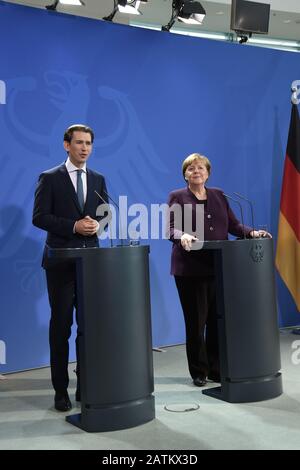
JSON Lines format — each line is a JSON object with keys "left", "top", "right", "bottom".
{"left": 94, "top": 190, "right": 113, "bottom": 248}
{"left": 234, "top": 192, "right": 255, "bottom": 237}
{"left": 102, "top": 189, "right": 124, "bottom": 246}
{"left": 223, "top": 193, "right": 246, "bottom": 239}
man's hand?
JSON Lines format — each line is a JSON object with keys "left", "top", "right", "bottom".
{"left": 75, "top": 216, "right": 99, "bottom": 236}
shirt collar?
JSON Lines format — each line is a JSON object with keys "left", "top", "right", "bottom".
{"left": 65, "top": 157, "right": 87, "bottom": 173}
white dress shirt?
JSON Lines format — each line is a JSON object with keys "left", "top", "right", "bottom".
{"left": 65, "top": 158, "right": 99, "bottom": 234}
{"left": 65, "top": 157, "right": 87, "bottom": 204}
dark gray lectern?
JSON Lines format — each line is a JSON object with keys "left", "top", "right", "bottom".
{"left": 196, "top": 238, "right": 282, "bottom": 403}
{"left": 49, "top": 245, "right": 155, "bottom": 432}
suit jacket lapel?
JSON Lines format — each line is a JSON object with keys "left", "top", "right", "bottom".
{"left": 85, "top": 169, "right": 94, "bottom": 212}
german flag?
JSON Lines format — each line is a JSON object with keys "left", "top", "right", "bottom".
{"left": 276, "top": 104, "right": 300, "bottom": 311}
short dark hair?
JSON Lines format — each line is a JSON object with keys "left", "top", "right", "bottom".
{"left": 63, "top": 124, "right": 94, "bottom": 143}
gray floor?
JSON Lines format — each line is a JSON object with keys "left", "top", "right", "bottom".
{"left": 1, "top": 330, "right": 300, "bottom": 450}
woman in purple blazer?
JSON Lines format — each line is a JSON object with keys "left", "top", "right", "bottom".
{"left": 167, "top": 153, "right": 270, "bottom": 387}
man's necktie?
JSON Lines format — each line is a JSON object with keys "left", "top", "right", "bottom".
{"left": 77, "top": 169, "right": 84, "bottom": 211}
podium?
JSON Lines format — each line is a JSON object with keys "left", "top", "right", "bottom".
{"left": 49, "top": 245, "right": 155, "bottom": 432}
{"left": 196, "top": 238, "right": 283, "bottom": 403}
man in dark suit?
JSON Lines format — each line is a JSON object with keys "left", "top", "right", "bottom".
{"left": 33, "top": 124, "right": 108, "bottom": 411}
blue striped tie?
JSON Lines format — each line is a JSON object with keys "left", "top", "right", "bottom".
{"left": 76, "top": 169, "right": 84, "bottom": 211}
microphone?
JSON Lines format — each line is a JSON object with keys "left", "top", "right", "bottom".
{"left": 223, "top": 193, "right": 246, "bottom": 239}
{"left": 102, "top": 189, "right": 125, "bottom": 246}
{"left": 233, "top": 192, "right": 255, "bottom": 237}
{"left": 95, "top": 189, "right": 124, "bottom": 246}
{"left": 94, "top": 190, "right": 114, "bottom": 248}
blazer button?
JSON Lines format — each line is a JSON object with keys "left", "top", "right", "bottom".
{"left": 209, "top": 226, "right": 214, "bottom": 231}
{"left": 207, "top": 214, "right": 212, "bottom": 219}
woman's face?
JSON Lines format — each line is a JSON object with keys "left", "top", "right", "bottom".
{"left": 185, "top": 159, "right": 209, "bottom": 186}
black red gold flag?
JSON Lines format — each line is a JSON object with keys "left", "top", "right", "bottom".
{"left": 276, "top": 104, "right": 300, "bottom": 310}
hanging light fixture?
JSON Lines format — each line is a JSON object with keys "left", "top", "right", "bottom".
{"left": 118, "top": 0, "right": 142, "bottom": 15}
{"left": 46, "top": 0, "right": 85, "bottom": 10}
{"left": 177, "top": 0, "right": 206, "bottom": 25}
{"left": 103, "top": 1, "right": 148, "bottom": 22}
{"left": 162, "top": 0, "right": 206, "bottom": 32}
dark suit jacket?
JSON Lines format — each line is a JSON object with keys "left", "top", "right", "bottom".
{"left": 167, "top": 186, "right": 252, "bottom": 276}
{"left": 32, "top": 163, "right": 108, "bottom": 268}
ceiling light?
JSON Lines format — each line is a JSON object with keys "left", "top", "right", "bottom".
{"left": 118, "top": 1, "right": 141, "bottom": 15}
{"left": 162, "top": 0, "right": 206, "bottom": 32}
{"left": 103, "top": 0, "right": 147, "bottom": 22}
{"left": 46, "top": 0, "right": 58, "bottom": 9}
{"left": 46, "top": 0, "right": 84, "bottom": 10}
{"left": 177, "top": 1, "right": 206, "bottom": 25}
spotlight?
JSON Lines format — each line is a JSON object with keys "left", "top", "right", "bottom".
{"left": 46, "top": 0, "right": 58, "bottom": 9}
{"left": 162, "top": 0, "right": 206, "bottom": 32}
{"left": 118, "top": 0, "right": 142, "bottom": 15}
{"left": 103, "top": 0, "right": 146, "bottom": 22}
{"left": 178, "top": 0, "right": 206, "bottom": 25}
{"left": 46, "top": 0, "right": 85, "bottom": 10}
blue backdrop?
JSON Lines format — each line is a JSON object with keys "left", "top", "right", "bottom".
{"left": 0, "top": 2, "right": 299, "bottom": 372}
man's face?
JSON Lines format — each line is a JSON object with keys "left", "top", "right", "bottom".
{"left": 64, "top": 131, "right": 93, "bottom": 167}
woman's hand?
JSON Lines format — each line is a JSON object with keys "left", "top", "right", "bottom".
{"left": 249, "top": 230, "right": 272, "bottom": 239}
{"left": 180, "top": 233, "right": 199, "bottom": 251}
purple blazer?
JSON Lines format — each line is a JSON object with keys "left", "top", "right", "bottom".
{"left": 167, "top": 187, "right": 252, "bottom": 276}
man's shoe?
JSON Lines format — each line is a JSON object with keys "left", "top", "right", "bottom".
{"left": 207, "top": 373, "right": 221, "bottom": 383}
{"left": 54, "top": 392, "right": 72, "bottom": 412}
{"left": 193, "top": 376, "right": 207, "bottom": 387}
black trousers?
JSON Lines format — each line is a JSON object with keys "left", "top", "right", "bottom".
{"left": 175, "top": 275, "right": 219, "bottom": 379}
{"left": 46, "top": 262, "right": 80, "bottom": 394}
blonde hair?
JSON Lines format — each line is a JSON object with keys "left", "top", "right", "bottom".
{"left": 182, "top": 153, "right": 211, "bottom": 180}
